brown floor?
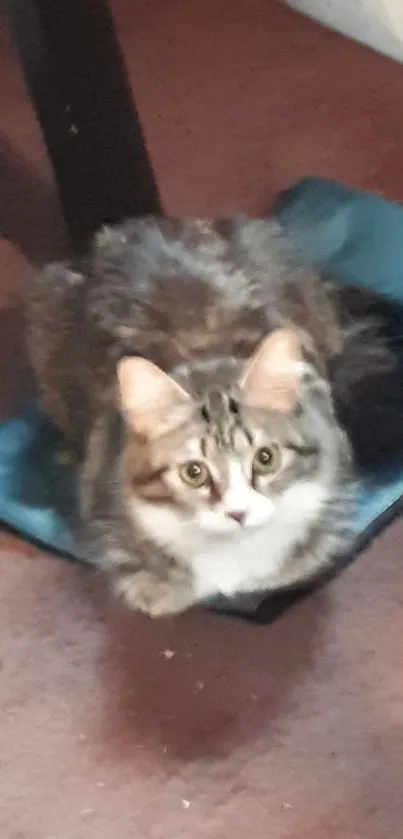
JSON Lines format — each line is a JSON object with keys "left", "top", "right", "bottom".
{"left": 1, "top": 1, "right": 403, "bottom": 837}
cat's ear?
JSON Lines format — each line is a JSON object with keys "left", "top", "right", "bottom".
{"left": 117, "top": 357, "right": 192, "bottom": 438}
{"left": 240, "top": 329, "right": 303, "bottom": 412}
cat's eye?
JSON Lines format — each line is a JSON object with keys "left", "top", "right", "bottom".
{"left": 252, "top": 445, "right": 281, "bottom": 476}
{"left": 179, "top": 460, "right": 210, "bottom": 488}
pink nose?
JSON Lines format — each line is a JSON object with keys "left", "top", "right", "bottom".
{"left": 226, "top": 510, "right": 246, "bottom": 525}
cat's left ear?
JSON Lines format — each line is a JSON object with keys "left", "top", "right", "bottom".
{"left": 240, "top": 329, "right": 303, "bottom": 412}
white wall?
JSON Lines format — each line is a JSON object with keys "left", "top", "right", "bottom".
{"left": 286, "top": 0, "right": 403, "bottom": 63}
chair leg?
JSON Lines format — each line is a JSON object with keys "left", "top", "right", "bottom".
{"left": 5, "top": 0, "right": 161, "bottom": 249}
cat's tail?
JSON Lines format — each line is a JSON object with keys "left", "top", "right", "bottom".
{"left": 330, "top": 285, "right": 403, "bottom": 474}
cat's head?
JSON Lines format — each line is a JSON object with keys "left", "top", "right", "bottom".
{"left": 117, "top": 329, "right": 351, "bottom": 544}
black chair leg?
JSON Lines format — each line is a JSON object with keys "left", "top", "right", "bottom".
{"left": 5, "top": 0, "right": 161, "bottom": 250}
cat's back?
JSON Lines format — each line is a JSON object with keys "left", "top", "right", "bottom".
{"left": 28, "top": 215, "right": 338, "bottom": 432}
{"left": 84, "top": 215, "right": 331, "bottom": 370}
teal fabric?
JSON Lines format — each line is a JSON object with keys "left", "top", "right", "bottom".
{"left": 1, "top": 176, "right": 403, "bottom": 559}
{"left": 0, "top": 402, "right": 78, "bottom": 557}
{"left": 275, "top": 177, "right": 403, "bottom": 545}
{"left": 275, "top": 177, "right": 403, "bottom": 302}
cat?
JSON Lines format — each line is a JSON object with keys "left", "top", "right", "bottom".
{"left": 27, "top": 215, "right": 402, "bottom": 617}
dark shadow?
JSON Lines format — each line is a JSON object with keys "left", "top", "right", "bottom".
{"left": 0, "top": 305, "right": 33, "bottom": 418}
{"left": 0, "top": 134, "right": 67, "bottom": 264}
{"left": 91, "top": 580, "right": 331, "bottom": 763}
{"left": 4, "top": 0, "right": 161, "bottom": 249}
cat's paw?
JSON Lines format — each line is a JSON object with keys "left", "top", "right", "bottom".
{"left": 116, "top": 571, "right": 193, "bottom": 618}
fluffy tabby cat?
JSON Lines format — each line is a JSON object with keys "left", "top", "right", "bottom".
{"left": 28, "top": 216, "right": 403, "bottom": 617}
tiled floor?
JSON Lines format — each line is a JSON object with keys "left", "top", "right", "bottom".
{"left": 1, "top": 1, "right": 403, "bottom": 836}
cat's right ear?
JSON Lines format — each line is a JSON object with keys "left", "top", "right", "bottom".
{"left": 117, "top": 357, "right": 192, "bottom": 439}
{"left": 240, "top": 328, "right": 303, "bottom": 412}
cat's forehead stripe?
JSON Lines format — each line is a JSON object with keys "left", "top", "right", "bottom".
{"left": 201, "top": 391, "right": 250, "bottom": 451}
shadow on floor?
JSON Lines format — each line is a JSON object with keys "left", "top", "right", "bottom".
{"left": 0, "top": 133, "right": 67, "bottom": 265}
{"left": 86, "top": 579, "right": 332, "bottom": 763}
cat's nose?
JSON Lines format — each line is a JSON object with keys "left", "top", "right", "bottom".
{"left": 226, "top": 510, "right": 246, "bottom": 526}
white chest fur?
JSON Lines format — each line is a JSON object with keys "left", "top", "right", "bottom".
{"left": 191, "top": 523, "right": 289, "bottom": 598}
{"left": 132, "top": 481, "right": 326, "bottom": 600}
